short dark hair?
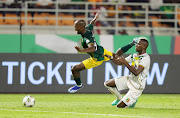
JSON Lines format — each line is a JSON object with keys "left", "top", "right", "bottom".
{"left": 77, "top": 19, "right": 86, "bottom": 27}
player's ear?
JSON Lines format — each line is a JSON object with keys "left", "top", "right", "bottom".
{"left": 141, "top": 44, "right": 146, "bottom": 49}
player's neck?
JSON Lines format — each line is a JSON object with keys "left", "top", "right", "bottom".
{"left": 138, "top": 50, "right": 146, "bottom": 55}
{"left": 81, "top": 29, "right": 87, "bottom": 35}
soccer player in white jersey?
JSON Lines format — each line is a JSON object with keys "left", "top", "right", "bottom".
{"left": 104, "top": 36, "right": 150, "bottom": 108}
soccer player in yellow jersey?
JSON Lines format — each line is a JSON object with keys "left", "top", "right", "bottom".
{"left": 68, "top": 11, "right": 138, "bottom": 93}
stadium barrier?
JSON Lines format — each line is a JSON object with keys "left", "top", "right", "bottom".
{"left": 0, "top": 1, "right": 180, "bottom": 35}
{"left": 0, "top": 34, "right": 179, "bottom": 54}
{"left": 0, "top": 53, "right": 179, "bottom": 94}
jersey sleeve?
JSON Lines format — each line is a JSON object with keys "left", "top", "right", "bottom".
{"left": 125, "top": 54, "right": 133, "bottom": 63}
{"left": 139, "top": 56, "right": 150, "bottom": 68}
{"left": 86, "top": 24, "right": 94, "bottom": 31}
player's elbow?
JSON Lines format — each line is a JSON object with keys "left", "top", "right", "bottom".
{"left": 90, "top": 20, "right": 96, "bottom": 26}
{"left": 134, "top": 74, "right": 138, "bottom": 76}
{"left": 133, "top": 72, "right": 139, "bottom": 76}
{"left": 91, "top": 47, "right": 96, "bottom": 52}
{"left": 117, "top": 62, "right": 123, "bottom": 65}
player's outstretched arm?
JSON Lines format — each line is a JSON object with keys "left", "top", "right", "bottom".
{"left": 90, "top": 11, "right": 100, "bottom": 26}
{"left": 105, "top": 54, "right": 123, "bottom": 65}
{"left": 74, "top": 44, "right": 95, "bottom": 53}
{"left": 115, "top": 37, "right": 139, "bottom": 56}
{"left": 115, "top": 49, "right": 124, "bottom": 56}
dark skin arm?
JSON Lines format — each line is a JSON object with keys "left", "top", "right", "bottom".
{"left": 104, "top": 47, "right": 124, "bottom": 65}
{"left": 115, "top": 48, "right": 124, "bottom": 56}
{"left": 105, "top": 53, "right": 124, "bottom": 65}
{"left": 105, "top": 37, "right": 136, "bottom": 58}
{"left": 90, "top": 11, "right": 100, "bottom": 26}
{"left": 104, "top": 48, "right": 124, "bottom": 65}
{"left": 111, "top": 49, "right": 124, "bottom": 64}
{"left": 105, "top": 54, "right": 144, "bottom": 76}
{"left": 75, "top": 43, "right": 95, "bottom": 53}
{"left": 119, "top": 56, "right": 144, "bottom": 76}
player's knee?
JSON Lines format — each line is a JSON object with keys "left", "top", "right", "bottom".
{"left": 117, "top": 101, "right": 127, "bottom": 108}
{"left": 104, "top": 80, "right": 111, "bottom": 88}
{"left": 104, "top": 81, "right": 108, "bottom": 88}
{"left": 105, "top": 80, "right": 112, "bottom": 86}
{"left": 117, "top": 105, "right": 123, "bottom": 108}
{"left": 71, "top": 65, "right": 78, "bottom": 72}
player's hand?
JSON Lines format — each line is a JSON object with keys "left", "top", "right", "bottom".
{"left": 95, "top": 11, "right": 100, "bottom": 19}
{"left": 119, "top": 56, "right": 126, "bottom": 63}
{"left": 104, "top": 54, "right": 112, "bottom": 59}
{"left": 90, "top": 11, "right": 100, "bottom": 25}
{"left": 105, "top": 54, "right": 119, "bottom": 60}
{"left": 74, "top": 46, "right": 82, "bottom": 52}
{"left": 132, "top": 37, "right": 139, "bottom": 45}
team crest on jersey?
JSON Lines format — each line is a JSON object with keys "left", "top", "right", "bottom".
{"left": 126, "top": 98, "right": 130, "bottom": 102}
{"left": 86, "top": 40, "right": 90, "bottom": 44}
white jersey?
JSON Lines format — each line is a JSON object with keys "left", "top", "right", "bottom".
{"left": 125, "top": 53, "right": 150, "bottom": 90}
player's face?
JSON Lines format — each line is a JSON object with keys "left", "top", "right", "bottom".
{"left": 135, "top": 40, "right": 143, "bottom": 52}
{"left": 74, "top": 24, "right": 81, "bottom": 34}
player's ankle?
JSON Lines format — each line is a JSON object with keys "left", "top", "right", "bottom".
{"left": 77, "top": 83, "right": 83, "bottom": 87}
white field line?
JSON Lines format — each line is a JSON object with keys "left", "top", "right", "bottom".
{"left": 0, "top": 108, "right": 151, "bottom": 118}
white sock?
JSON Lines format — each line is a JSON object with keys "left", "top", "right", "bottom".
{"left": 76, "top": 83, "right": 82, "bottom": 87}
{"left": 104, "top": 82, "right": 122, "bottom": 100}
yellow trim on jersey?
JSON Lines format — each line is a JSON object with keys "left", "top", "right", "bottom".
{"left": 139, "top": 65, "right": 144, "bottom": 68}
{"left": 82, "top": 48, "right": 112, "bottom": 69}
{"left": 87, "top": 42, "right": 94, "bottom": 45}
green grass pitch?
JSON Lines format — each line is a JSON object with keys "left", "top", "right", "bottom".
{"left": 0, "top": 94, "right": 179, "bottom": 118}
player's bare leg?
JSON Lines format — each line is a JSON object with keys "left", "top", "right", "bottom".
{"left": 104, "top": 79, "right": 116, "bottom": 87}
{"left": 117, "top": 101, "right": 127, "bottom": 108}
{"left": 68, "top": 63, "right": 85, "bottom": 93}
{"left": 71, "top": 62, "right": 85, "bottom": 80}
{"left": 104, "top": 79, "right": 123, "bottom": 105}
{"left": 116, "top": 97, "right": 138, "bottom": 108}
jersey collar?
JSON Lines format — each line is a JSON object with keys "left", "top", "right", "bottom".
{"left": 81, "top": 30, "right": 88, "bottom": 37}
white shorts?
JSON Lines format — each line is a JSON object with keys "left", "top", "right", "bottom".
{"left": 114, "top": 76, "right": 143, "bottom": 106}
